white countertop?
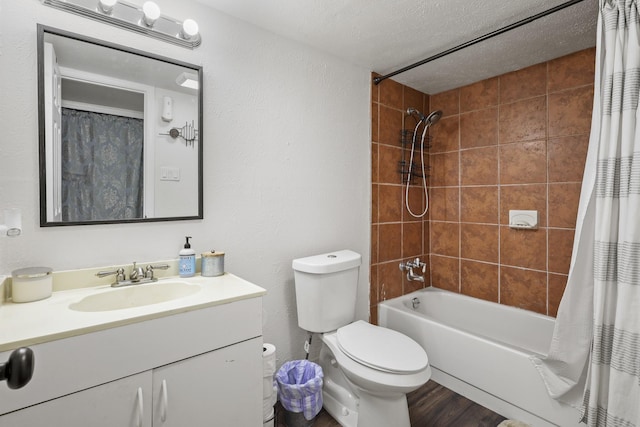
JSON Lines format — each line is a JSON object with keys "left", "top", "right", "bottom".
{"left": 0, "top": 273, "right": 266, "bottom": 352}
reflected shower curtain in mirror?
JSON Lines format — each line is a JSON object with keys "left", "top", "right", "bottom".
{"left": 531, "top": 1, "right": 640, "bottom": 426}
{"left": 61, "top": 108, "right": 144, "bottom": 221}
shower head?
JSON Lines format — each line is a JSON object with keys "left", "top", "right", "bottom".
{"left": 425, "top": 110, "right": 443, "bottom": 126}
{"left": 407, "top": 107, "right": 426, "bottom": 122}
{"left": 407, "top": 108, "right": 443, "bottom": 126}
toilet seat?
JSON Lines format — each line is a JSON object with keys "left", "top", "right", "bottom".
{"left": 336, "top": 320, "right": 428, "bottom": 374}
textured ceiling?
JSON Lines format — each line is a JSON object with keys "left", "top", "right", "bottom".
{"left": 195, "top": 0, "right": 598, "bottom": 94}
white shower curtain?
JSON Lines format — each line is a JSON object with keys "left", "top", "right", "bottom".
{"left": 531, "top": 1, "right": 640, "bottom": 426}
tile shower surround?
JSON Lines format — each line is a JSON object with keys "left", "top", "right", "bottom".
{"left": 370, "top": 48, "right": 595, "bottom": 322}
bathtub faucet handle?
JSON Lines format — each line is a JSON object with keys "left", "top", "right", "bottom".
{"left": 413, "top": 258, "right": 427, "bottom": 273}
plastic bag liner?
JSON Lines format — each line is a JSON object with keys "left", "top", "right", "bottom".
{"left": 276, "top": 360, "right": 324, "bottom": 421}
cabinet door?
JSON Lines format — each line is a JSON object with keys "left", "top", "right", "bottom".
{"left": 152, "top": 337, "right": 263, "bottom": 427}
{"left": 0, "top": 371, "right": 152, "bottom": 427}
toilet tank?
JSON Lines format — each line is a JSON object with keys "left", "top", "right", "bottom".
{"left": 292, "top": 250, "right": 361, "bottom": 333}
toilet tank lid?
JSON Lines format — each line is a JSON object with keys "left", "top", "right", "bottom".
{"left": 292, "top": 250, "right": 361, "bottom": 274}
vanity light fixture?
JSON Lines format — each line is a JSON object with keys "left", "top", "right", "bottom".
{"left": 40, "top": 0, "right": 201, "bottom": 49}
{"left": 176, "top": 72, "right": 199, "bottom": 90}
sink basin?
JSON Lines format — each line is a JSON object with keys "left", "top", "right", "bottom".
{"left": 69, "top": 281, "right": 201, "bottom": 312}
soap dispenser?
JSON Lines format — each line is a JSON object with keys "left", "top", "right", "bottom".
{"left": 179, "top": 236, "right": 196, "bottom": 277}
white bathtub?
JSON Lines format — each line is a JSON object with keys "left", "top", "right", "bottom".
{"left": 378, "top": 287, "right": 581, "bottom": 427}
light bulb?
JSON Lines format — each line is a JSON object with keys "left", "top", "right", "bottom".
{"left": 98, "top": 0, "right": 117, "bottom": 14}
{"left": 142, "top": 1, "right": 161, "bottom": 27}
{"left": 181, "top": 19, "right": 199, "bottom": 40}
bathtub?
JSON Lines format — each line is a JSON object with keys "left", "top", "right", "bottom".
{"left": 378, "top": 287, "right": 581, "bottom": 427}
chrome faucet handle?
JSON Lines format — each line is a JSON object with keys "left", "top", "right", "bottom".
{"left": 412, "top": 258, "right": 427, "bottom": 272}
{"left": 130, "top": 262, "right": 145, "bottom": 282}
{"left": 96, "top": 268, "right": 126, "bottom": 284}
{"left": 144, "top": 264, "right": 170, "bottom": 279}
{"left": 405, "top": 258, "right": 419, "bottom": 268}
{"left": 401, "top": 258, "right": 426, "bottom": 273}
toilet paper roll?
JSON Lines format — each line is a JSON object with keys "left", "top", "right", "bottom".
{"left": 263, "top": 395, "right": 276, "bottom": 418}
{"left": 262, "top": 342, "right": 277, "bottom": 419}
{"left": 263, "top": 375, "right": 276, "bottom": 399}
{"left": 262, "top": 343, "right": 276, "bottom": 376}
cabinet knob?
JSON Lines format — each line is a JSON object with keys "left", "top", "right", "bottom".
{"left": 0, "top": 347, "right": 35, "bottom": 389}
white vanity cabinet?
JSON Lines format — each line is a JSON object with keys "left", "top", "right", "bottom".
{"left": 151, "top": 337, "right": 262, "bottom": 426}
{"left": 0, "top": 371, "right": 153, "bottom": 427}
{"left": 0, "top": 295, "right": 264, "bottom": 427}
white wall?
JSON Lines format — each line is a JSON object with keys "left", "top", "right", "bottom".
{"left": 0, "top": 0, "right": 371, "bottom": 365}
{"left": 153, "top": 88, "right": 199, "bottom": 218}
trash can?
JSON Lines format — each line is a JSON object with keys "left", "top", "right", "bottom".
{"left": 276, "top": 360, "right": 324, "bottom": 427}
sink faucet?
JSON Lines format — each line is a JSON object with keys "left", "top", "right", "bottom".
{"left": 96, "top": 262, "right": 170, "bottom": 287}
{"left": 130, "top": 262, "right": 145, "bottom": 282}
{"left": 399, "top": 257, "right": 426, "bottom": 282}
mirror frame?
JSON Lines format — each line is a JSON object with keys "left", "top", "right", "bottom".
{"left": 37, "top": 24, "right": 204, "bottom": 227}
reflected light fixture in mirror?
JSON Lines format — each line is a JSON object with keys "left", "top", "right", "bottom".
{"left": 176, "top": 72, "right": 199, "bottom": 90}
{"left": 41, "top": 0, "right": 201, "bottom": 49}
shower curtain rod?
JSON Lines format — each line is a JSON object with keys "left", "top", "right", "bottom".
{"left": 372, "top": 0, "right": 588, "bottom": 85}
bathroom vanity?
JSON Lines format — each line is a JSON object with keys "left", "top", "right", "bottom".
{"left": 0, "top": 272, "right": 266, "bottom": 426}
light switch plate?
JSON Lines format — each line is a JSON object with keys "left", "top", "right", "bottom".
{"left": 160, "top": 166, "right": 181, "bottom": 181}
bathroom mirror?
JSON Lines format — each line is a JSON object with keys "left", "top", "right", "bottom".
{"left": 37, "top": 24, "right": 203, "bottom": 226}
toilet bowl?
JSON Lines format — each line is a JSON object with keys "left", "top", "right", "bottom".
{"left": 318, "top": 321, "right": 431, "bottom": 427}
{"left": 292, "top": 250, "right": 431, "bottom": 427}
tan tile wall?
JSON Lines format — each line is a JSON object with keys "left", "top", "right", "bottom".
{"left": 428, "top": 48, "right": 595, "bottom": 316}
{"left": 370, "top": 48, "right": 595, "bottom": 321}
{"left": 371, "top": 76, "right": 430, "bottom": 324}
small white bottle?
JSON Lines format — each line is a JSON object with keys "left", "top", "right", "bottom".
{"left": 179, "top": 236, "right": 196, "bottom": 277}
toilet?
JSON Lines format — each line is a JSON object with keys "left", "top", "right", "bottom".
{"left": 292, "top": 250, "right": 431, "bottom": 427}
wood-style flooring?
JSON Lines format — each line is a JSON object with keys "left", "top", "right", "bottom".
{"left": 275, "top": 380, "right": 507, "bottom": 427}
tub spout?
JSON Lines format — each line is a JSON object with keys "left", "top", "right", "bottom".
{"left": 400, "top": 257, "right": 426, "bottom": 282}
{"left": 406, "top": 267, "right": 425, "bottom": 282}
